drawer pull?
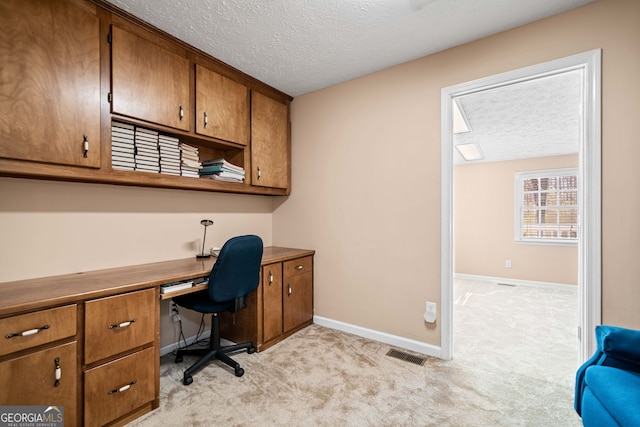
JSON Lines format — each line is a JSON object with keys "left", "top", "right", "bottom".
{"left": 288, "top": 283, "right": 292, "bottom": 296}
{"left": 54, "top": 357, "right": 61, "bottom": 387}
{"left": 108, "top": 319, "right": 137, "bottom": 329}
{"left": 204, "top": 112, "right": 208, "bottom": 128}
{"left": 179, "top": 105, "right": 184, "bottom": 121}
{"left": 5, "top": 324, "right": 50, "bottom": 339}
{"left": 107, "top": 380, "right": 137, "bottom": 395}
{"left": 268, "top": 271, "right": 273, "bottom": 285}
{"left": 83, "top": 134, "right": 89, "bottom": 158}
{"left": 295, "top": 265, "right": 304, "bottom": 270}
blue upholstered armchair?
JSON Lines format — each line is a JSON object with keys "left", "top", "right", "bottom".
{"left": 575, "top": 325, "right": 640, "bottom": 426}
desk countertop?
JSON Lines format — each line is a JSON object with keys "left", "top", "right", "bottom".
{"left": 0, "top": 246, "right": 314, "bottom": 317}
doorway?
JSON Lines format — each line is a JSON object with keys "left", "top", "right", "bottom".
{"left": 440, "top": 50, "right": 601, "bottom": 364}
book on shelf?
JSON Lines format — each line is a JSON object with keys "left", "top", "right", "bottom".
{"left": 113, "top": 165, "right": 135, "bottom": 172}
{"left": 111, "top": 134, "right": 135, "bottom": 144}
{"left": 112, "top": 157, "right": 135, "bottom": 166}
{"left": 181, "top": 170, "right": 200, "bottom": 178}
{"left": 181, "top": 158, "right": 202, "bottom": 169}
{"left": 111, "top": 143, "right": 135, "bottom": 156}
{"left": 112, "top": 159, "right": 135, "bottom": 166}
{"left": 202, "top": 158, "right": 244, "bottom": 172}
{"left": 160, "top": 168, "right": 180, "bottom": 176}
{"left": 204, "top": 173, "right": 244, "bottom": 182}
{"left": 199, "top": 164, "right": 245, "bottom": 175}
{"left": 136, "top": 157, "right": 160, "bottom": 167}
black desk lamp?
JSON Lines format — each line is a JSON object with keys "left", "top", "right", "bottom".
{"left": 197, "top": 219, "right": 214, "bottom": 259}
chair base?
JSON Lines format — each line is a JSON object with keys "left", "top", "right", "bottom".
{"left": 175, "top": 342, "right": 255, "bottom": 384}
{"left": 174, "top": 313, "right": 255, "bottom": 385}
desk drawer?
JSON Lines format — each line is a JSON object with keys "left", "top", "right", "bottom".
{"left": 0, "top": 305, "right": 76, "bottom": 357}
{"left": 84, "top": 347, "right": 155, "bottom": 427}
{"left": 0, "top": 341, "right": 77, "bottom": 416}
{"left": 283, "top": 256, "right": 313, "bottom": 278}
{"left": 84, "top": 288, "right": 155, "bottom": 364}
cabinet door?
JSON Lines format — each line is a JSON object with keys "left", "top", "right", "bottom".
{"left": 195, "top": 65, "right": 249, "bottom": 145}
{"left": 0, "top": 0, "right": 101, "bottom": 168}
{"left": 251, "top": 91, "right": 289, "bottom": 189}
{"left": 0, "top": 342, "right": 77, "bottom": 424}
{"left": 283, "top": 272, "right": 313, "bottom": 333}
{"left": 262, "top": 263, "right": 283, "bottom": 343}
{"left": 111, "top": 26, "right": 190, "bottom": 131}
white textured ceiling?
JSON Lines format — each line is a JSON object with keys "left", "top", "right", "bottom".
{"left": 104, "top": 0, "right": 595, "bottom": 97}
{"left": 104, "top": 0, "right": 593, "bottom": 163}
{"left": 453, "top": 69, "right": 583, "bottom": 164}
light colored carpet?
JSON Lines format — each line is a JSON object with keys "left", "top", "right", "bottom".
{"left": 127, "top": 279, "right": 582, "bottom": 426}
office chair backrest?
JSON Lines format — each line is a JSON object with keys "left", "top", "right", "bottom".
{"left": 208, "top": 235, "right": 263, "bottom": 305}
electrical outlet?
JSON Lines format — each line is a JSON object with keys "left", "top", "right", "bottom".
{"left": 170, "top": 301, "right": 178, "bottom": 314}
{"left": 424, "top": 301, "right": 437, "bottom": 323}
{"left": 170, "top": 301, "right": 180, "bottom": 322}
{"left": 506, "top": 259, "right": 512, "bottom": 268}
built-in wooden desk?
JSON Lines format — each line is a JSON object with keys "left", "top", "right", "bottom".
{"left": 0, "top": 246, "right": 314, "bottom": 427}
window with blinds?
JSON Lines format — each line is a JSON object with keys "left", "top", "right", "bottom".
{"left": 515, "top": 168, "right": 578, "bottom": 245}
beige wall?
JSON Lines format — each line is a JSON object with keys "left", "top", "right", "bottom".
{"left": 0, "top": 177, "right": 274, "bottom": 349}
{"left": 275, "top": 0, "right": 640, "bottom": 350}
{"left": 455, "top": 155, "right": 578, "bottom": 285}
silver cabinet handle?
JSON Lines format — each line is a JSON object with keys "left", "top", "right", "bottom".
{"left": 108, "top": 318, "right": 136, "bottom": 329}
{"left": 5, "top": 324, "right": 50, "bottom": 339}
{"left": 268, "top": 271, "right": 273, "bottom": 285}
{"left": 204, "top": 112, "right": 208, "bottom": 128}
{"left": 257, "top": 167, "right": 261, "bottom": 180}
{"left": 295, "top": 265, "right": 303, "bottom": 270}
{"left": 179, "top": 105, "right": 184, "bottom": 121}
{"left": 288, "top": 284, "right": 292, "bottom": 296}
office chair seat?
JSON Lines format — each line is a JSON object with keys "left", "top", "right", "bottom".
{"left": 173, "top": 235, "right": 263, "bottom": 385}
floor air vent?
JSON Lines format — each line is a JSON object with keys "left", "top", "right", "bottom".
{"left": 386, "top": 349, "right": 427, "bottom": 366}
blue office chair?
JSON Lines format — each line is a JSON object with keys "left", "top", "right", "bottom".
{"left": 173, "top": 235, "right": 263, "bottom": 385}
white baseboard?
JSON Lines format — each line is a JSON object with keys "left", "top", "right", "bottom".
{"left": 313, "top": 316, "right": 443, "bottom": 359}
{"left": 454, "top": 273, "right": 577, "bottom": 290}
{"left": 162, "top": 319, "right": 444, "bottom": 359}
{"left": 160, "top": 330, "right": 211, "bottom": 357}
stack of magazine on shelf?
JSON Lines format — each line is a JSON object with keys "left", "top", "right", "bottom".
{"left": 179, "top": 143, "right": 201, "bottom": 178}
{"left": 111, "top": 122, "right": 135, "bottom": 171}
{"left": 199, "top": 158, "right": 245, "bottom": 182}
{"left": 134, "top": 127, "right": 160, "bottom": 173}
{"left": 158, "top": 134, "right": 181, "bottom": 176}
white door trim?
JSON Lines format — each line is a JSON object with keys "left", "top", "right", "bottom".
{"left": 440, "top": 50, "right": 602, "bottom": 363}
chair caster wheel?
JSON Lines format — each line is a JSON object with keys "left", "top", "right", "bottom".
{"left": 248, "top": 347, "right": 256, "bottom": 354}
{"left": 175, "top": 355, "right": 183, "bottom": 363}
{"left": 235, "top": 367, "right": 244, "bottom": 377}
{"left": 183, "top": 374, "right": 193, "bottom": 385}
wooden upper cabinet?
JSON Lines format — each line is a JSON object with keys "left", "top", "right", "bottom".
{"left": 251, "top": 91, "right": 289, "bottom": 189}
{"left": 111, "top": 26, "right": 190, "bottom": 131}
{"left": 195, "top": 65, "right": 249, "bottom": 145}
{"left": 0, "top": 0, "right": 101, "bottom": 168}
